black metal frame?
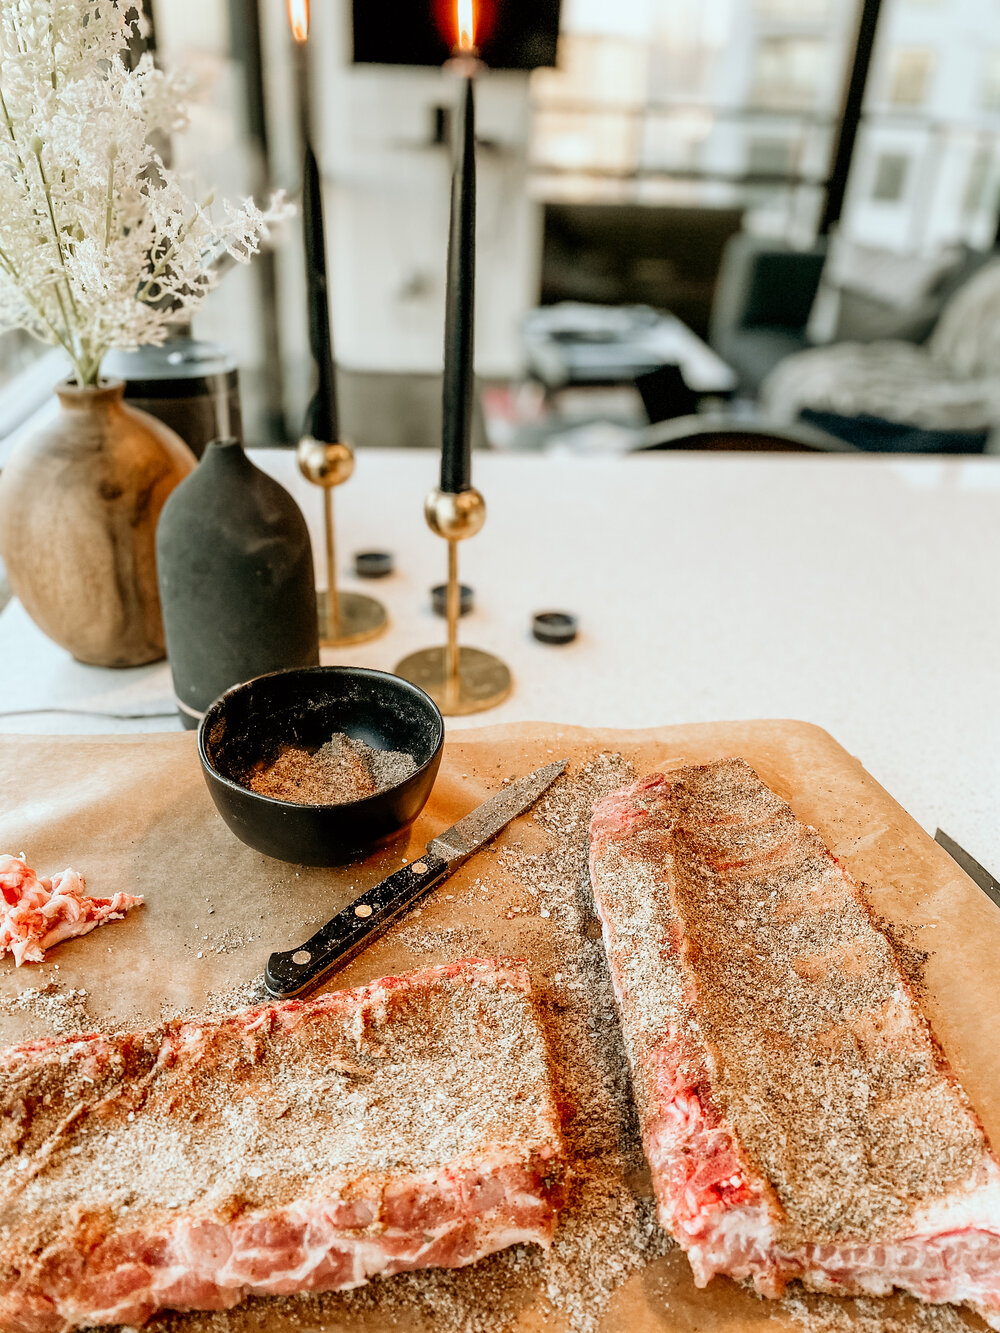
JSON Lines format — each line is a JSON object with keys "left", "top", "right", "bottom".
{"left": 819, "top": 0, "right": 883, "bottom": 235}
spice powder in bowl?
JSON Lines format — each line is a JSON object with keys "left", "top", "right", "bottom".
{"left": 246, "top": 733, "right": 418, "bottom": 806}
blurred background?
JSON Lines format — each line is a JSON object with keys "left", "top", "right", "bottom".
{"left": 4, "top": 0, "right": 1000, "bottom": 455}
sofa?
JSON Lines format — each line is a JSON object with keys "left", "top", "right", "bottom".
{"left": 710, "top": 234, "right": 999, "bottom": 451}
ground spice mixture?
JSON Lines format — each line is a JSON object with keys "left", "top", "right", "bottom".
{"left": 246, "top": 733, "right": 417, "bottom": 805}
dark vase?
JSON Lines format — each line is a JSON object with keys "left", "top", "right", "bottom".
{"left": 104, "top": 335, "right": 243, "bottom": 460}
{"left": 156, "top": 438, "right": 320, "bottom": 729}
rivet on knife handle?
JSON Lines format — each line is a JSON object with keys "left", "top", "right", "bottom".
{"left": 265, "top": 852, "right": 450, "bottom": 1000}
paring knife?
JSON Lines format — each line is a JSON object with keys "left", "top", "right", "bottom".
{"left": 265, "top": 760, "right": 568, "bottom": 1000}
{"left": 934, "top": 829, "right": 1000, "bottom": 912}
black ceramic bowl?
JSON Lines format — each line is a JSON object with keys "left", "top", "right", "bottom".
{"left": 198, "top": 667, "right": 444, "bottom": 866}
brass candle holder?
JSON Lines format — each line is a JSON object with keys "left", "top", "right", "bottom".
{"left": 296, "top": 437, "right": 387, "bottom": 647}
{"left": 395, "top": 487, "right": 511, "bottom": 715}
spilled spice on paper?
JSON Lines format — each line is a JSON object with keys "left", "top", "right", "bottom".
{"left": 0, "top": 983, "right": 93, "bottom": 1038}
{"left": 782, "top": 1290, "right": 973, "bottom": 1333}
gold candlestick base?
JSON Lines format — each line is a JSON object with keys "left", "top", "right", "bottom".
{"left": 394, "top": 487, "right": 512, "bottom": 717}
{"left": 318, "top": 589, "right": 387, "bottom": 647}
{"left": 297, "top": 436, "right": 388, "bottom": 649}
{"left": 396, "top": 644, "right": 511, "bottom": 715}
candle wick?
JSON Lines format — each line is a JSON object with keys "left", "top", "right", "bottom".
{"left": 446, "top": 52, "right": 482, "bottom": 77}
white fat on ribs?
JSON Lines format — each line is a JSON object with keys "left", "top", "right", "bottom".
{"left": 588, "top": 758, "right": 1000, "bottom": 1328}
{"left": 0, "top": 853, "right": 143, "bottom": 966}
{"left": 0, "top": 957, "right": 568, "bottom": 1332}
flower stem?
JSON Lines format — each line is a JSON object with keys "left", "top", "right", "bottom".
{"left": 0, "top": 240, "right": 78, "bottom": 366}
{"left": 0, "top": 74, "right": 80, "bottom": 366}
{"left": 32, "top": 138, "right": 82, "bottom": 328}
{"left": 135, "top": 213, "right": 195, "bottom": 304}
{"left": 104, "top": 157, "right": 115, "bottom": 252}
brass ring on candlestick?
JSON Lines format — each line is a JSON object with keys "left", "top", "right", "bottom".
{"left": 424, "top": 487, "right": 486, "bottom": 542}
{"left": 296, "top": 437, "right": 355, "bottom": 488}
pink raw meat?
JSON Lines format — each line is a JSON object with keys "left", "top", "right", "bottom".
{"left": 0, "top": 854, "right": 143, "bottom": 965}
{"left": 589, "top": 758, "right": 1000, "bottom": 1328}
{"left": 0, "top": 957, "right": 568, "bottom": 1332}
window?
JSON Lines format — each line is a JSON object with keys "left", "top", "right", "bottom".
{"left": 532, "top": 108, "right": 642, "bottom": 174}
{"left": 746, "top": 136, "right": 797, "bottom": 176}
{"left": 962, "top": 144, "right": 994, "bottom": 215}
{"left": 887, "top": 49, "right": 935, "bottom": 107}
{"left": 532, "top": 33, "right": 650, "bottom": 111}
{"left": 529, "top": 0, "right": 857, "bottom": 236}
{"left": 982, "top": 52, "right": 1000, "bottom": 112}
{"left": 0, "top": 332, "right": 41, "bottom": 395}
{"left": 750, "top": 37, "right": 826, "bottom": 110}
{"left": 847, "top": 0, "right": 1000, "bottom": 251}
{"left": 870, "top": 151, "right": 910, "bottom": 201}
{"left": 754, "top": 0, "right": 831, "bottom": 20}
{"left": 641, "top": 108, "right": 714, "bottom": 172}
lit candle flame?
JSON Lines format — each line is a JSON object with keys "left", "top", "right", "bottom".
{"left": 456, "top": 0, "right": 475, "bottom": 53}
{"left": 287, "top": 0, "right": 309, "bottom": 43}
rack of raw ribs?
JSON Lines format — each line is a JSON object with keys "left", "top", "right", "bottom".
{"left": 2, "top": 759, "right": 999, "bottom": 1332}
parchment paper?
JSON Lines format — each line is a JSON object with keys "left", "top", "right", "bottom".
{"left": 0, "top": 720, "right": 996, "bottom": 1332}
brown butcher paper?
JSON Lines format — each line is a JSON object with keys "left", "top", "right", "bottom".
{"left": 0, "top": 720, "right": 995, "bottom": 1332}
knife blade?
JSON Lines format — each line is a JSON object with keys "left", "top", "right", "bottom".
{"left": 264, "top": 760, "right": 567, "bottom": 1000}
{"left": 934, "top": 829, "right": 1000, "bottom": 911}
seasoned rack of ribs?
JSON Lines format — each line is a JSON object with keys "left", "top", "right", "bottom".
{"left": 589, "top": 758, "right": 1000, "bottom": 1328}
{"left": 0, "top": 958, "right": 568, "bottom": 1333}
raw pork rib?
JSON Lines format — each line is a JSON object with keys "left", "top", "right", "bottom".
{"left": 589, "top": 758, "right": 1000, "bottom": 1328}
{"left": 0, "top": 854, "right": 143, "bottom": 966}
{"left": 0, "top": 958, "right": 567, "bottom": 1333}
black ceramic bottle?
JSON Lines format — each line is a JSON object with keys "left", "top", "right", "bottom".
{"left": 156, "top": 438, "right": 320, "bottom": 729}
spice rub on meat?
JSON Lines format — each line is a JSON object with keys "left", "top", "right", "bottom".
{"left": 588, "top": 757, "right": 1000, "bottom": 1329}
{"left": 0, "top": 958, "right": 568, "bottom": 1333}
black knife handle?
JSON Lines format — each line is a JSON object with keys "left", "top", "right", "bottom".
{"left": 264, "top": 852, "right": 452, "bottom": 1000}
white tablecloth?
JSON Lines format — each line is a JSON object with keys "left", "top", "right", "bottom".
{"left": 2, "top": 448, "right": 999, "bottom": 876}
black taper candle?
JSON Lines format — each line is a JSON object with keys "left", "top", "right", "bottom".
{"left": 302, "top": 142, "right": 339, "bottom": 444}
{"left": 440, "top": 75, "right": 476, "bottom": 494}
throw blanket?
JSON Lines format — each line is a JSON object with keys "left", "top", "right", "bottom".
{"left": 762, "top": 260, "right": 1000, "bottom": 431}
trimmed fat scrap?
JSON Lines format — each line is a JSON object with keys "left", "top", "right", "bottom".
{"left": 0, "top": 853, "right": 143, "bottom": 965}
{"left": 0, "top": 958, "right": 568, "bottom": 1333}
{"left": 588, "top": 758, "right": 1000, "bottom": 1329}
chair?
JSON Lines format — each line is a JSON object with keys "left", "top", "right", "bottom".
{"left": 709, "top": 235, "right": 827, "bottom": 394}
{"left": 633, "top": 412, "right": 853, "bottom": 453}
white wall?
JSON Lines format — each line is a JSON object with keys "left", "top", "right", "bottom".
{"left": 300, "top": 0, "right": 542, "bottom": 379}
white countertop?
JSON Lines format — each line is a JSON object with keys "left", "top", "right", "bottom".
{"left": 2, "top": 447, "right": 999, "bottom": 877}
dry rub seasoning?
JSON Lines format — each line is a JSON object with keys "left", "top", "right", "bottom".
{"left": 247, "top": 733, "right": 417, "bottom": 805}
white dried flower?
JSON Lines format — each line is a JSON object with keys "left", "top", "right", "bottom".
{"left": 0, "top": 0, "right": 287, "bottom": 385}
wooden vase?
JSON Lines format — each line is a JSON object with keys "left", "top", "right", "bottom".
{"left": 0, "top": 380, "right": 196, "bottom": 667}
